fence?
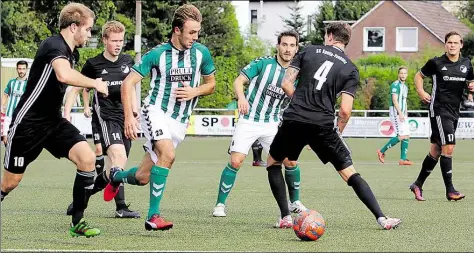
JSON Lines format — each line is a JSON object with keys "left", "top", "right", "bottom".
{"left": 62, "top": 108, "right": 474, "bottom": 139}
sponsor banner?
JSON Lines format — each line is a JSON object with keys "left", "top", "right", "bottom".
{"left": 69, "top": 113, "right": 474, "bottom": 139}
{"left": 343, "top": 117, "right": 430, "bottom": 138}
{"left": 188, "top": 115, "right": 237, "bottom": 136}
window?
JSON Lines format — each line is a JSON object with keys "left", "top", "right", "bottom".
{"left": 250, "top": 9, "right": 258, "bottom": 34}
{"left": 396, "top": 27, "right": 418, "bottom": 52}
{"left": 363, "top": 27, "right": 385, "bottom": 52}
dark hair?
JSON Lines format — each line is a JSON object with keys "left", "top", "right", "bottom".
{"left": 277, "top": 30, "right": 299, "bottom": 45}
{"left": 445, "top": 30, "right": 463, "bottom": 44}
{"left": 172, "top": 4, "right": 202, "bottom": 32}
{"left": 16, "top": 60, "right": 28, "bottom": 68}
{"left": 325, "top": 22, "right": 352, "bottom": 46}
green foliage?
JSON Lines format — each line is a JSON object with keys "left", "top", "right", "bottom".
{"left": 281, "top": 3, "right": 306, "bottom": 43}
{"left": 461, "top": 32, "right": 474, "bottom": 60}
{"left": 1, "top": 1, "right": 51, "bottom": 58}
{"left": 309, "top": 0, "right": 377, "bottom": 45}
{"left": 357, "top": 54, "right": 405, "bottom": 67}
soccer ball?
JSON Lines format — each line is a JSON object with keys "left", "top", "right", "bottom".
{"left": 293, "top": 210, "right": 326, "bottom": 241}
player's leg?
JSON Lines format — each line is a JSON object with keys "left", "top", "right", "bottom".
{"left": 311, "top": 126, "right": 401, "bottom": 230}
{"left": 1, "top": 125, "right": 44, "bottom": 201}
{"left": 410, "top": 116, "right": 443, "bottom": 201}
{"left": 436, "top": 118, "right": 464, "bottom": 201}
{"left": 251, "top": 140, "right": 266, "bottom": 167}
{"left": 2, "top": 116, "right": 11, "bottom": 145}
{"left": 267, "top": 120, "right": 306, "bottom": 228}
{"left": 377, "top": 112, "right": 400, "bottom": 163}
{"left": 261, "top": 122, "right": 306, "bottom": 213}
{"left": 44, "top": 119, "right": 100, "bottom": 237}
{"left": 398, "top": 117, "right": 412, "bottom": 165}
{"left": 213, "top": 120, "right": 257, "bottom": 217}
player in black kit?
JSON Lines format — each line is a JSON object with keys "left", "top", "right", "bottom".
{"left": 265, "top": 23, "right": 401, "bottom": 230}
{"left": 64, "top": 21, "right": 140, "bottom": 218}
{"left": 0, "top": 3, "right": 108, "bottom": 237}
{"left": 410, "top": 31, "right": 474, "bottom": 201}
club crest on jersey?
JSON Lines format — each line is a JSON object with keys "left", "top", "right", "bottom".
{"left": 121, "top": 65, "right": 130, "bottom": 73}
{"left": 460, "top": 65, "right": 467, "bottom": 73}
{"left": 169, "top": 67, "right": 193, "bottom": 82}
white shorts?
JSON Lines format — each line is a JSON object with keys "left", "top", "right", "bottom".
{"left": 229, "top": 118, "right": 279, "bottom": 155}
{"left": 389, "top": 108, "right": 410, "bottom": 136}
{"left": 2, "top": 116, "right": 11, "bottom": 136}
{"left": 141, "top": 105, "right": 188, "bottom": 163}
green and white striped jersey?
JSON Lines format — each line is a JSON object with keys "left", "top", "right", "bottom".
{"left": 241, "top": 56, "right": 295, "bottom": 123}
{"left": 132, "top": 41, "right": 216, "bottom": 123}
{"left": 3, "top": 78, "right": 27, "bottom": 117}
{"left": 389, "top": 80, "right": 408, "bottom": 114}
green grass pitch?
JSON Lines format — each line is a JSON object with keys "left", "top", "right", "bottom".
{"left": 1, "top": 137, "right": 474, "bottom": 252}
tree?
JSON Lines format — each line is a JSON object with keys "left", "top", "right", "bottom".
{"left": 1, "top": 1, "right": 51, "bottom": 58}
{"left": 281, "top": 3, "right": 306, "bottom": 43}
{"left": 309, "top": 0, "right": 378, "bottom": 45}
{"left": 461, "top": 32, "right": 474, "bottom": 59}
{"left": 309, "top": 0, "right": 335, "bottom": 45}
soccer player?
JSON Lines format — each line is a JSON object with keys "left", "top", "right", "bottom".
{"left": 265, "top": 22, "right": 401, "bottom": 230}
{"left": 0, "top": 3, "right": 108, "bottom": 237}
{"left": 377, "top": 66, "right": 413, "bottom": 165}
{"left": 212, "top": 31, "right": 306, "bottom": 218}
{"left": 103, "top": 4, "right": 216, "bottom": 231}
{"left": 409, "top": 31, "right": 474, "bottom": 201}
{"left": 1, "top": 61, "right": 28, "bottom": 145}
{"left": 63, "top": 21, "right": 140, "bottom": 218}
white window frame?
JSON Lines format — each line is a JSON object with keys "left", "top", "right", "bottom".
{"left": 396, "top": 27, "right": 418, "bottom": 52}
{"left": 363, "top": 27, "right": 385, "bottom": 52}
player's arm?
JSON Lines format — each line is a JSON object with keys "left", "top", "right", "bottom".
{"left": 338, "top": 69, "right": 359, "bottom": 133}
{"left": 392, "top": 93, "right": 404, "bottom": 118}
{"left": 282, "top": 67, "right": 299, "bottom": 98}
{"left": 416, "top": 58, "right": 436, "bottom": 103}
{"left": 1, "top": 94, "right": 8, "bottom": 114}
{"left": 63, "top": 87, "right": 82, "bottom": 122}
{"left": 82, "top": 88, "right": 92, "bottom": 118}
{"left": 234, "top": 74, "right": 249, "bottom": 114}
{"left": 51, "top": 58, "right": 108, "bottom": 96}
{"left": 121, "top": 71, "right": 143, "bottom": 140}
{"left": 338, "top": 93, "right": 353, "bottom": 133}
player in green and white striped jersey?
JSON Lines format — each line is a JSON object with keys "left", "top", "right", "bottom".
{"left": 1, "top": 60, "right": 28, "bottom": 145}
{"left": 377, "top": 66, "right": 413, "bottom": 165}
{"left": 103, "top": 4, "right": 216, "bottom": 231}
{"left": 212, "top": 31, "right": 307, "bottom": 221}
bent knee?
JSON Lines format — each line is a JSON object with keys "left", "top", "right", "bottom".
{"left": 283, "top": 159, "right": 297, "bottom": 168}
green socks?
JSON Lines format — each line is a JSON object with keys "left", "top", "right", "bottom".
{"left": 285, "top": 165, "right": 301, "bottom": 203}
{"left": 380, "top": 136, "right": 400, "bottom": 153}
{"left": 401, "top": 139, "right": 409, "bottom": 160}
{"left": 148, "top": 165, "right": 169, "bottom": 219}
{"left": 112, "top": 167, "right": 143, "bottom": 185}
{"left": 216, "top": 163, "right": 238, "bottom": 205}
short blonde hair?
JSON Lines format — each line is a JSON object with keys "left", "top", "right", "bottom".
{"left": 172, "top": 4, "right": 202, "bottom": 31}
{"left": 398, "top": 66, "right": 408, "bottom": 73}
{"left": 59, "top": 3, "right": 95, "bottom": 30}
{"left": 102, "top": 21, "right": 125, "bottom": 38}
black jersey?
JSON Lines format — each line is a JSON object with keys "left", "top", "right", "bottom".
{"left": 81, "top": 53, "right": 134, "bottom": 123}
{"left": 420, "top": 54, "right": 474, "bottom": 118}
{"left": 283, "top": 45, "right": 359, "bottom": 127}
{"left": 12, "top": 34, "right": 78, "bottom": 123}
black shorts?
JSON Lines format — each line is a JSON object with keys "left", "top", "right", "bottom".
{"left": 4, "top": 118, "right": 86, "bottom": 174}
{"left": 430, "top": 115, "right": 458, "bottom": 146}
{"left": 91, "top": 113, "right": 101, "bottom": 145}
{"left": 95, "top": 118, "right": 131, "bottom": 157}
{"left": 269, "top": 120, "right": 353, "bottom": 171}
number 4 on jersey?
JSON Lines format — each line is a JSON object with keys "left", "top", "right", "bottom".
{"left": 313, "top": 60, "right": 334, "bottom": 90}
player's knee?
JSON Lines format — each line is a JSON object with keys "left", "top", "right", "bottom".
{"left": 442, "top": 145, "right": 455, "bottom": 156}
{"left": 283, "top": 159, "right": 297, "bottom": 168}
{"left": 76, "top": 151, "right": 96, "bottom": 172}
{"left": 95, "top": 147, "right": 103, "bottom": 156}
{"left": 158, "top": 151, "right": 175, "bottom": 167}
{"left": 230, "top": 156, "right": 244, "bottom": 169}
